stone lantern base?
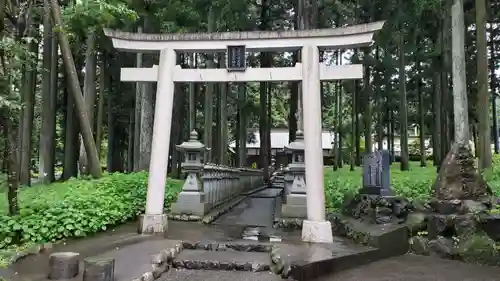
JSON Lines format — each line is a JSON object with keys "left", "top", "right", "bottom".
{"left": 281, "top": 194, "right": 307, "bottom": 218}
{"left": 171, "top": 192, "right": 210, "bottom": 217}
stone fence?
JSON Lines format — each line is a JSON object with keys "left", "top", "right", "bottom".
{"left": 202, "top": 164, "right": 263, "bottom": 208}
{"left": 170, "top": 163, "right": 264, "bottom": 219}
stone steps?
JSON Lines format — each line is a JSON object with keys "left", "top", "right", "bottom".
{"left": 159, "top": 269, "right": 283, "bottom": 281}
{"left": 172, "top": 241, "right": 273, "bottom": 272}
{"left": 170, "top": 236, "right": 382, "bottom": 281}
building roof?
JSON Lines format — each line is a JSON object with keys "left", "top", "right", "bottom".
{"left": 228, "top": 129, "right": 335, "bottom": 150}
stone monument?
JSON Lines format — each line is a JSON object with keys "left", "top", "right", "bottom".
{"left": 342, "top": 150, "right": 411, "bottom": 224}
{"left": 360, "top": 150, "right": 392, "bottom": 196}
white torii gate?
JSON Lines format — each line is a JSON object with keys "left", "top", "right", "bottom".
{"left": 104, "top": 21, "right": 384, "bottom": 243}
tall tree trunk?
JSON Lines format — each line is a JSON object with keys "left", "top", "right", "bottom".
{"left": 189, "top": 53, "right": 196, "bottom": 132}
{"left": 432, "top": 24, "right": 443, "bottom": 167}
{"left": 219, "top": 57, "right": 228, "bottom": 165}
{"left": 336, "top": 50, "right": 343, "bottom": 168}
{"left": 132, "top": 28, "right": 142, "bottom": 171}
{"left": 475, "top": 0, "right": 492, "bottom": 169}
{"left": 127, "top": 111, "right": 134, "bottom": 172}
{"left": 95, "top": 52, "right": 106, "bottom": 159}
{"left": 398, "top": 5, "right": 409, "bottom": 171}
{"left": 490, "top": 23, "right": 499, "bottom": 154}
{"left": 355, "top": 77, "right": 361, "bottom": 166}
{"left": 62, "top": 79, "right": 79, "bottom": 180}
{"left": 238, "top": 84, "right": 247, "bottom": 167}
{"left": 415, "top": 34, "right": 426, "bottom": 167}
{"left": 1, "top": 125, "right": 7, "bottom": 173}
{"left": 204, "top": 7, "right": 216, "bottom": 162}
{"left": 266, "top": 82, "right": 272, "bottom": 170}
{"left": 79, "top": 31, "right": 97, "bottom": 175}
{"left": 50, "top": 0, "right": 101, "bottom": 178}
{"left": 375, "top": 47, "right": 383, "bottom": 152}
{"left": 363, "top": 49, "right": 372, "bottom": 154}
{"left": 350, "top": 78, "right": 357, "bottom": 171}
{"left": 1, "top": 117, "right": 19, "bottom": 215}
{"left": 441, "top": 2, "right": 452, "bottom": 159}
{"left": 259, "top": 55, "right": 270, "bottom": 178}
{"left": 19, "top": 28, "right": 38, "bottom": 185}
{"left": 138, "top": 20, "right": 155, "bottom": 171}
{"left": 288, "top": 0, "right": 299, "bottom": 142}
{"left": 384, "top": 53, "right": 393, "bottom": 163}
{"left": 259, "top": 0, "right": 271, "bottom": 181}
{"left": 107, "top": 81, "right": 115, "bottom": 173}
{"left": 451, "top": 0, "right": 470, "bottom": 145}
{"left": 289, "top": 54, "right": 298, "bottom": 142}
{"left": 170, "top": 74, "right": 184, "bottom": 178}
{"left": 39, "top": 0, "right": 57, "bottom": 184}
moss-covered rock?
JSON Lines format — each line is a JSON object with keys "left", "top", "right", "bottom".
{"left": 457, "top": 234, "right": 500, "bottom": 266}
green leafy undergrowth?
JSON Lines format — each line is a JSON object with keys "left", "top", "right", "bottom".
{"left": 324, "top": 160, "right": 500, "bottom": 212}
{"left": 0, "top": 172, "right": 182, "bottom": 249}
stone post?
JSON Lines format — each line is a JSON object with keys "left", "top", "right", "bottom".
{"left": 281, "top": 131, "right": 307, "bottom": 218}
{"left": 140, "top": 48, "right": 176, "bottom": 234}
{"left": 170, "top": 130, "right": 211, "bottom": 216}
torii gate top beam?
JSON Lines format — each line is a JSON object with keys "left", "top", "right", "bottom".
{"left": 103, "top": 21, "right": 385, "bottom": 53}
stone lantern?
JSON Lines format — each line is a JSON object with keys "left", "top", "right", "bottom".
{"left": 281, "top": 130, "right": 307, "bottom": 218}
{"left": 170, "top": 130, "right": 211, "bottom": 216}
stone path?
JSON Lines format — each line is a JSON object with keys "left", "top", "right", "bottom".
{"left": 3, "top": 185, "right": 500, "bottom": 281}
{"left": 1, "top": 223, "right": 172, "bottom": 281}
{"left": 214, "top": 188, "right": 283, "bottom": 228}
{"left": 93, "top": 240, "right": 180, "bottom": 281}
{"left": 318, "top": 254, "right": 500, "bottom": 281}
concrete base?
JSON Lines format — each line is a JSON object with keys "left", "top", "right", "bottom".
{"left": 301, "top": 220, "right": 333, "bottom": 243}
{"left": 170, "top": 192, "right": 210, "bottom": 216}
{"left": 138, "top": 214, "right": 168, "bottom": 234}
{"left": 281, "top": 194, "right": 307, "bottom": 218}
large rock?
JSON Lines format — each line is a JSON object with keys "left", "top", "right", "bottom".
{"left": 457, "top": 234, "right": 500, "bottom": 265}
{"left": 428, "top": 237, "right": 456, "bottom": 259}
{"left": 479, "top": 214, "right": 500, "bottom": 242}
{"left": 341, "top": 194, "right": 412, "bottom": 224}
{"left": 432, "top": 143, "right": 491, "bottom": 201}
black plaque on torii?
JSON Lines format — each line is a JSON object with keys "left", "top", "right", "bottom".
{"left": 226, "top": 45, "right": 246, "bottom": 72}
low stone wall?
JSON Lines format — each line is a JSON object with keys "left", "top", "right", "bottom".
{"left": 170, "top": 165, "right": 264, "bottom": 221}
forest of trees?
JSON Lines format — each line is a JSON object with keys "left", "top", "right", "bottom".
{"left": 0, "top": 0, "right": 498, "bottom": 213}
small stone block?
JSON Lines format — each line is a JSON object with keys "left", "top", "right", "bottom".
{"left": 138, "top": 214, "right": 168, "bottom": 234}
{"left": 48, "top": 252, "right": 80, "bottom": 280}
{"left": 301, "top": 220, "right": 334, "bottom": 243}
{"left": 83, "top": 257, "right": 115, "bottom": 281}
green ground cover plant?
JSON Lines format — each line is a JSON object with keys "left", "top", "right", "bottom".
{"left": 0, "top": 172, "right": 183, "bottom": 249}
{"left": 324, "top": 159, "right": 500, "bottom": 212}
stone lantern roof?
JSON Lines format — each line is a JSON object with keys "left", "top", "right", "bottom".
{"left": 176, "top": 130, "right": 210, "bottom": 152}
{"left": 284, "top": 130, "right": 305, "bottom": 152}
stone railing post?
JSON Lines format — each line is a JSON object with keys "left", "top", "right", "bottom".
{"left": 171, "top": 131, "right": 211, "bottom": 216}
{"left": 283, "top": 166, "right": 293, "bottom": 203}
{"left": 203, "top": 164, "right": 215, "bottom": 208}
